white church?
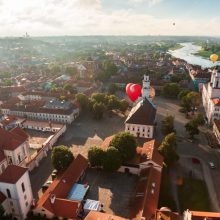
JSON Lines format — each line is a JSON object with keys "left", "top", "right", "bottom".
{"left": 202, "top": 68, "right": 220, "bottom": 124}
{"left": 125, "top": 75, "right": 157, "bottom": 139}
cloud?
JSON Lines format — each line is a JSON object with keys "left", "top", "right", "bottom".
{"left": 129, "top": 0, "right": 163, "bottom": 6}
{"left": 0, "top": 0, "right": 219, "bottom": 36}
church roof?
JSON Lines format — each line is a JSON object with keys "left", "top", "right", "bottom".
{"left": 125, "top": 98, "right": 156, "bottom": 126}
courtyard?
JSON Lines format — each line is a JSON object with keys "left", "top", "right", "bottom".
{"left": 84, "top": 168, "right": 138, "bottom": 218}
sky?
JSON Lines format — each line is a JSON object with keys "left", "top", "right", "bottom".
{"left": 0, "top": 0, "right": 219, "bottom": 36}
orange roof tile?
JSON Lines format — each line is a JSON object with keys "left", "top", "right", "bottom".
{"left": 0, "top": 165, "right": 27, "bottom": 184}
{"left": 130, "top": 167, "right": 162, "bottom": 220}
{"left": 100, "top": 135, "right": 114, "bottom": 150}
{"left": 212, "top": 98, "right": 220, "bottom": 106}
{"left": 189, "top": 210, "right": 220, "bottom": 218}
{"left": 85, "top": 211, "right": 126, "bottom": 220}
{"left": 137, "top": 140, "right": 163, "bottom": 167}
{"left": 35, "top": 154, "right": 88, "bottom": 219}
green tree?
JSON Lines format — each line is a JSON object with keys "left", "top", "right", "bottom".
{"left": 104, "top": 61, "right": 118, "bottom": 75}
{"left": 107, "top": 95, "right": 121, "bottom": 110}
{"left": 161, "top": 114, "right": 175, "bottom": 136}
{"left": 158, "top": 132, "right": 179, "bottom": 167}
{"left": 103, "top": 147, "right": 121, "bottom": 172}
{"left": 180, "top": 95, "right": 191, "bottom": 115}
{"left": 65, "top": 66, "right": 77, "bottom": 76}
{"left": 192, "top": 113, "right": 205, "bottom": 126}
{"left": 51, "top": 65, "right": 61, "bottom": 75}
{"left": 51, "top": 146, "right": 74, "bottom": 171}
{"left": 76, "top": 93, "right": 89, "bottom": 110}
{"left": 120, "top": 99, "right": 129, "bottom": 112}
{"left": 88, "top": 147, "right": 105, "bottom": 167}
{"left": 92, "top": 102, "right": 106, "bottom": 119}
{"left": 178, "top": 89, "right": 190, "bottom": 100}
{"left": 185, "top": 120, "right": 199, "bottom": 139}
{"left": 110, "top": 132, "right": 137, "bottom": 161}
{"left": 186, "top": 92, "right": 201, "bottom": 114}
{"left": 162, "top": 83, "right": 180, "bottom": 98}
{"left": 91, "top": 93, "right": 107, "bottom": 104}
{"left": 64, "top": 83, "right": 76, "bottom": 93}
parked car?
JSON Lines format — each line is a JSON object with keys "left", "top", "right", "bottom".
{"left": 208, "top": 161, "right": 215, "bottom": 169}
{"left": 42, "top": 180, "right": 53, "bottom": 192}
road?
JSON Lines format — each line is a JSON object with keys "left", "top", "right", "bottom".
{"left": 155, "top": 96, "right": 220, "bottom": 212}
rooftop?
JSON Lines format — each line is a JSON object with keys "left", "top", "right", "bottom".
{"left": 125, "top": 98, "right": 156, "bottom": 126}
{"left": 0, "top": 165, "right": 27, "bottom": 184}
{"left": 85, "top": 211, "right": 126, "bottom": 220}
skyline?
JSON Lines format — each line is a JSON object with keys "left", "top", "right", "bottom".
{"left": 0, "top": 0, "right": 220, "bottom": 36}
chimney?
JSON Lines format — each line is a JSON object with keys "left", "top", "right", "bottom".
{"left": 50, "top": 194, "right": 56, "bottom": 204}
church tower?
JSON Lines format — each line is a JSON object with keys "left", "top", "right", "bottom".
{"left": 142, "top": 75, "right": 151, "bottom": 100}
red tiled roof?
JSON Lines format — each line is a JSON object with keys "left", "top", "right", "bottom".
{"left": 100, "top": 135, "right": 114, "bottom": 150}
{"left": 85, "top": 211, "right": 126, "bottom": 220}
{"left": 0, "top": 165, "right": 27, "bottom": 184}
{"left": 35, "top": 154, "right": 88, "bottom": 219}
{"left": 53, "top": 198, "right": 81, "bottom": 219}
{"left": 0, "top": 192, "right": 6, "bottom": 204}
{"left": 0, "top": 127, "right": 28, "bottom": 151}
{"left": 187, "top": 210, "right": 220, "bottom": 219}
{"left": 130, "top": 167, "right": 162, "bottom": 220}
{"left": 137, "top": 140, "right": 163, "bottom": 167}
{"left": 212, "top": 98, "right": 220, "bottom": 106}
{"left": 0, "top": 115, "right": 17, "bottom": 127}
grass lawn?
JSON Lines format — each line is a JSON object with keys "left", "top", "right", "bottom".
{"left": 158, "top": 169, "right": 177, "bottom": 211}
{"left": 178, "top": 178, "right": 210, "bottom": 212}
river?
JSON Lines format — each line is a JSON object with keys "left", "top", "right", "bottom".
{"left": 169, "top": 42, "right": 220, "bottom": 68}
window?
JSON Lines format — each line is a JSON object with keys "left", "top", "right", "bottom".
{"left": 133, "top": 127, "right": 135, "bottom": 131}
{"left": 25, "top": 201, "right": 28, "bottom": 207}
{"left": 127, "top": 126, "right": 130, "bottom": 130}
{"left": 24, "top": 194, "right": 27, "bottom": 200}
{"left": 10, "top": 201, "right": 13, "bottom": 206}
{"left": 21, "top": 182, "right": 25, "bottom": 192}
{"left": 12, "top": 208, "right": 15, "bottom": 213}
{"left": 1, "top": 164, "right": 5, "bottom": 172}
{"left": 143, "top": 128, "right": 145, "bottom": 132}
{"left": 6, "top": 189, "right": 11, "bottom": 198}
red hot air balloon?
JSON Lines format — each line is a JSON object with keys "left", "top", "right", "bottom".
{"left": 126, "top": 83, "right": 133, "bottom": 94}
{"left": 126, "top": 83, "right": 142, "bottom": 102}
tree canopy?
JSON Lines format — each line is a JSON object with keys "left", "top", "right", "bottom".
{"left": 88, "top": 146, "right": 105, "bottom": 167}
{"left": 158, "top": 132, "right": 179, "bottom": 167}
{"left": 76, "top": 93, "right": 89, "bottom": 110}
{"left": 161, "top": 114, "right": 175, "bottom": 136}
{"left": 103, "top": 147, "right": 122, "bottom": 171}
{"left": 163, "top": 83, "right": 180, "bottom": 98}
{"left": 92, "top": 102, "right": 106, "bottom": 119}
{"left": 185, "top": 120, "right": 199, "bottom": 139}
{"left": 51, "top": 145, "right": 74, "bottom": 171}
{"left": 110, "top": 132, "right": 137, "bottom": 161}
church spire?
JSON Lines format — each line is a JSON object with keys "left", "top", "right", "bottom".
{"left": 142, "top": 74, "right": 150, "bottom": 99}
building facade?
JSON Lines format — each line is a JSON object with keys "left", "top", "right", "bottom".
{"left": 202, "top": 69, "right": 220, "bottom": 124}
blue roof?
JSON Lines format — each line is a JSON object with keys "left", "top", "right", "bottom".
{"left": 67, "top": 183, "right": 89, "bottom": 201}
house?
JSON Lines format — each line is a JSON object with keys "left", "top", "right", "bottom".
{"left": 125, "top": 75, "right": 156, "bottom": 139}
{"left": 34, "top": 154, "right": 88, "bottom": 219}
{"left": 85, "top": 211, "right": 126, "bottom": 220}
{"left": 125, "top": 98, "right": 156, "bottom": 139}
{"left": 213, "top": 119, "right": 220, "bottom": 144}
{"left": 202, "top": 68, "right": 220, "bottom": 124}
{"left": 0, "top": 115, "right": 18, "bottom": 130}
{"left": 0, "top": 127, "right": 30, "bottom": 167}
{"left": 1, "top": 98, "right": 79, "bottom": 124}
{"left": 183, "top": 210, "right": 220, "bottom": 220}
{"left": 0, "top": 165, "right": 33, "bottom": 220}
{"left": 130, "top": 166, "right": 162, "bottom": 220}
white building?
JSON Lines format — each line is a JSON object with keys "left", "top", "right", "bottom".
{"left": 125, "top": 75, "right": 156, "bottom": 139}
{"left": 0, "top": 165, "right": 33, "bottom": 220}
{"left": 0, "top": 127, "right": 30, "bottom": 167}
{"left": 202, "top": 69, "right": 220, "bottom": 124}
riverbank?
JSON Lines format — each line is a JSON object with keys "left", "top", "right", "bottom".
{"left": 194, "top": 49, "right": 220, "bottom": 58}
{"left": 169, "top": 43, "right": 184, "bottom": 51}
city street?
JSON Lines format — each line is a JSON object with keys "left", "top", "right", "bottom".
{"left": 155, "top": 96, "right": 220, "bottom": 212}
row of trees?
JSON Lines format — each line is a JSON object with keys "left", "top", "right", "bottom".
{"left": 76, "top": 92, "right": 129, "bottom": 120}
{"left": 179, "top": 90, "right": 201, "bottom": 115}
{"left": 88, "top": 132, "right": 137, "bottom": 171}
